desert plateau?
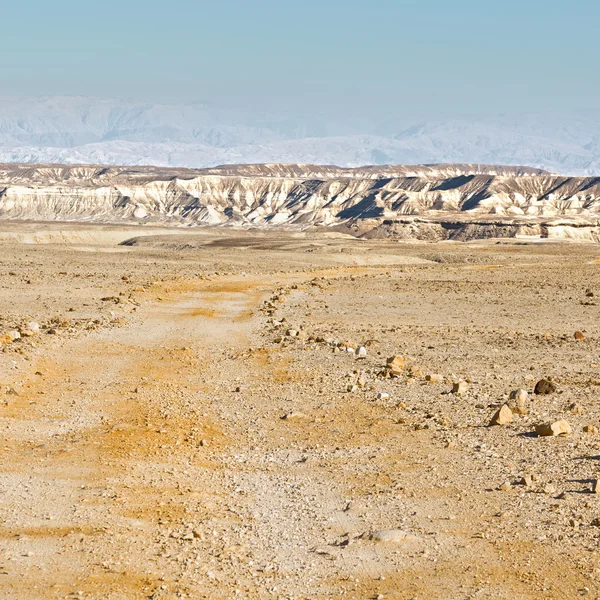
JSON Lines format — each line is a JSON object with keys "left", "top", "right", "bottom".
{"left": 0, "top": 213, "right": 599, "bottom": 598}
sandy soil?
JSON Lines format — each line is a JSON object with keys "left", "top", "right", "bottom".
{"left": 1, "top": 225, "right": 600, "bottom": 599}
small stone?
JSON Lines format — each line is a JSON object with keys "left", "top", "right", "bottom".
{"left": 451, "top": 380, "right": 468, "bottom": 395}
{"left": 356, "top": 346, "right": 367, "bottom": 358}
{"left": 520, "top": 474, "right": 534, "bottom": 487}
{"left": 591, "top": 480, "right": 599, "bottom": 494}
{"left": 535, "top": 420, "right": 572, "bottom": 437}
{"left": 534, "top": 379, "right": 556, "bottom": 395}
{"left": 570, "top": 403, "right": 585, "bottom": 415}
{"left": 489, "top": 404, "right": 513, "bottom": 426}
{"left": 286, "top": 329, "right": 298, "bottom": 337}
{"left": 386, "top": 355, "right": 409, "bottom": 377}
{"left": 543, "top": 483, "right": 557, "bottom": 495}
{"left": 425, "top": 374, "right": 443, "bottom": 384}
{"left": 591, "top": 518, "right": 600, "bottom": 527}
{"left": 575, "top": 330, "right": 585, "bottom": 341}
{"left": 583, "top": 425, "right": 598, "bottom": 434}
{"left": 22, "top": 321, "right": 40, "bottom": 336}
{"left": 509, "top": 388, "right": 528, "bottom": 403}
{"left": 507, "top": 389, "right": 528, "bottom": 414}
{"left": 408, "top": 366, "right": 423, "bottom": 378}
{"left": 499, "top": 481, "right": 512, "bottom": 491}
{"left": 376, "top": 392, "right": 390, "bottom": 400}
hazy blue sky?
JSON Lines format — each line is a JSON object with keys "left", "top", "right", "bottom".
{"left": 2, "top": 0, "right": 599, "bottom": 115}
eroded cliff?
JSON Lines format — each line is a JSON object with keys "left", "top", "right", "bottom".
{"left": 1, "top": 162, "right": 599, "bottom": 241}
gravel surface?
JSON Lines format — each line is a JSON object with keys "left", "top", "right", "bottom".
{"left": 0, "top": 226, "right": 599, "bottom": 599}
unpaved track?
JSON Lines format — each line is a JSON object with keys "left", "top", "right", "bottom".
{"left": 0, "top": 268, "right": 597, "bottom": 599}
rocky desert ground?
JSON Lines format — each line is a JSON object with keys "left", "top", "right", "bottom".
{"left": 2, "top": 223, "right": 600, "bottom": 599}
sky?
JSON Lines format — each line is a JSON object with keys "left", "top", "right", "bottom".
{"left": 1, "top": 0, "right": 599, "bottom": 117}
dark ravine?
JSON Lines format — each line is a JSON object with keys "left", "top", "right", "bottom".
{"left": 1, "top": 162, "right": 600, "bottom": 241}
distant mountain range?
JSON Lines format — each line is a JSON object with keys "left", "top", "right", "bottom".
{"left": 0, "top": 97, "right": 598, "bottom": 174}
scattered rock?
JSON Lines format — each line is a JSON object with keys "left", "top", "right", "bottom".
{"left": 451, "top": 380, "right": 468, "bottom": 395}
{"left": 534, "top": 379, "right": 556, "bottom": 395}
{"left": 286, "top": 329, "right": 298, "bottom": 337}
{"left": 386, "top": 355, "right": 409, "bottom": 377}
{"left": 509, "top": 388, "right": 528, "bottom": 403}
{"left": 489, "top": 404, "right": 513, "bottom": 426}
{"left": 592, "top": 480, "right": 599, "bottom": 494}
{"left": 570, "top": 403, "right": 585, "bottom": 415}
{"left": 520, "top": 474, "right": 534, "bottom": 487}
{"left": 574, "top": 330, "right": 585, "bottom": 341}
{"left": 583, "top": 425, "right": 598, "bottom": 434}
{"left": 425, "top": 374, "right": 443, "bottom": 384}
{"left": 7, "top": 330, "right": 21, "bottom": 342}
{"left": 507, "top": 392, "right": 528, "bottom": 415}
{"left": 535, "top": 420, "right": 572, "bottom": 437}
{"left": 356, "top": 346, "right": 367, "bottom": 358}
{"left": 20, "top": 321, "right": 40, "bottom": 336}
{"left": 376, "top": 392, "right": 390, "bottom": 400}
{"left": 408, "top": 366, "right": 423, "bottom": 378}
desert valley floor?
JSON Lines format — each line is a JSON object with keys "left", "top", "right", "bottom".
{"left": 1, "top": 224, "right": 600, "bottom": 599}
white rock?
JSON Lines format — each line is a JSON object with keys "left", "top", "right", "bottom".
{"left": 509, "top": 388, "right": 528, "bottom": 403}
{"left": 26, "top": 321, "right": 40, "bottom": 334}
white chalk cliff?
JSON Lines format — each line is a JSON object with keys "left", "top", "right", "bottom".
{"left": 2, "top": 162, "right": 600, "bottom": 241}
